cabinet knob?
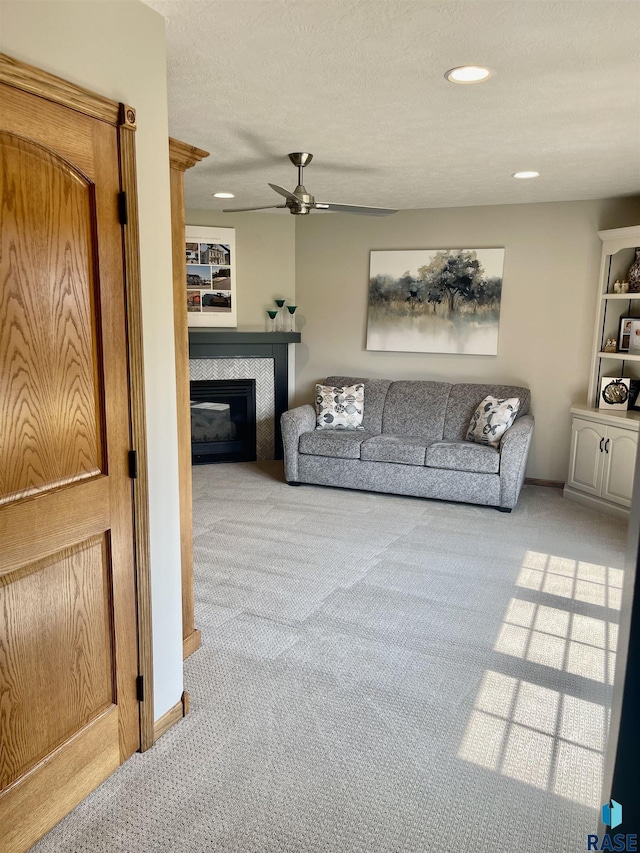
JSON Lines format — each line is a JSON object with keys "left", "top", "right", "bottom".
{"left": 599, "top": 437, "right": 604, "bottom": 452}
{"left": 604, "top": 438, "right": 610, "bottom": 454}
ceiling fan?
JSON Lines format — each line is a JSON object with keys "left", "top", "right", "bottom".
{"left": 222, "top": 152, "right": 397, "bottom": 217}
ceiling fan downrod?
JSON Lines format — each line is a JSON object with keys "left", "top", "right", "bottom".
{"left": 288, "top": 151, "right": 313, "bottom": 188}
{"left": 287, "top": 153, "right": 314, "bottom": 213}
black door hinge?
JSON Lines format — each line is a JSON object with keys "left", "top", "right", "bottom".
{"left": 128, "top": 450, "right": 138, "bottom": 479}
{"left": 118, "top": 191, "right": 128, "bottom": 225}
{"left": 136, "top": 675, "right": 144, "bottom": 702}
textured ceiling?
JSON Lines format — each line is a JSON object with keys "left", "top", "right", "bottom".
{"left": 145, "top": 0, "right": 640, "bottom": 212}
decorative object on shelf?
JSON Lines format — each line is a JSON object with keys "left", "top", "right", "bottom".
{"left": 285, "top": 304, "right": 298, "bottom": 332}
{"left": 599, "top": 376, "right": 630, "bottom": 410}
{"left": 603, "top": 338, "right": 618, "bottom": 353}
{"left": 620, "top": 281, "right": 629, "bottom": 294}
{"left": 629, "top": 319, "right": 640, "bottom": 355}
{"left": 274, "top": 298, "right": 286, "bottom": 331}
{"left": 185, "top": 225, "right": 236, "bottom": 328}
{"left": 266, "top": 309, "right": 278, "bottom": 332}
{"left": 627, "top": 248, "right": 640, "bottom": 293}
{"left": 618, "top": 316, "right": 634, "bottom": 352}
{"left": 630, "top": 380, "right": 640, "bottom": 411}
{"left": 366, "top": 247, "right": 505, "bottom": 355}
{"left": 613, "top": 280, "right": 623, "bottom": 293}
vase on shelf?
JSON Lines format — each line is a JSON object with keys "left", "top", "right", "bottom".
{"left": 628, "top": 248, "right": 640, "bottom": 294}
{"left": 266, "top": 309, "right": 278, "bottom": 332}
{"left": 274, "top": 298, "right": 286, "bottom": 331}
{"left": 285, "top": 304, "right": 298, "bottom": 332}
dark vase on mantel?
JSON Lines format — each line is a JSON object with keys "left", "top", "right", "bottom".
{"left": 628, "top": 248, "right": 640, "bottom": 294}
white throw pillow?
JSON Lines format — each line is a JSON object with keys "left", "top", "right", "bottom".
{"left": 467, "top": 396, "right": 520, "bottom": 447}
{"left": 315, "top": 383, "right": 365, "bottom": 430}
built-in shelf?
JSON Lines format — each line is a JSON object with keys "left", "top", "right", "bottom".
{"left": 601, "top": 293, "right": 640, "bottom": 300}
{"left": 565, "top": 227, "right": 640, "bottom": 518}
{"left": 598, "top": 351, "right": 640, "bottom": 361}
{"left": 571, "top": 403, "right": 640, "bottom": 430}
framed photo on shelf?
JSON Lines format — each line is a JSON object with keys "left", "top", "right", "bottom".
{"left": 185, "top": 225, "right": 237, "bottom": 328}
{"left": 629, "top": 319, "right": 640, "bottom": 355}
{"left": 618, "top": 316, "right": 634, "bottom": 352}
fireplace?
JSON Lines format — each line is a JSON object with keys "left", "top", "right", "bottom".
{"left": 189, "top": 329, "right": 300, "bottom": 460}
{"left": 190, "top": 379, "right": 257, "bottom": 464}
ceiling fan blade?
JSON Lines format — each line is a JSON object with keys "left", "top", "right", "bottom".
{"left": 268, "top": 183, "right": 300, "bottom": 203}
{"left": 314, "top": 201, "right": 397, "bottom": 216}
{"left": 222, "top": 204, "right": 288, "bottom": 213}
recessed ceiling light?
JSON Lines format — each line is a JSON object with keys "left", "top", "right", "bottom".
{"left": 213, "top": 192, "right": 235, "bottom": 199}
{"left": 445, "top": 65, "right": 492, "bottom": 84}
{"left": 512, "top": 171, "right": 540, "bottom": 179}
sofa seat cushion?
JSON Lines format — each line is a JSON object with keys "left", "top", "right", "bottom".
{"left": 299, "top": 430, "right": 374, "bottom": 460}
{"left": 360, "top": 434, "right": 428, "bottom": 466}
{"left": 425, "top": 441, "right": 500, "bottom": 474}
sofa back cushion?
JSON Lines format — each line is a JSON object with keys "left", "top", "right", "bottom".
{"left": 382, "top": 381, "right": 452, "bottom": 441}
{"left": 443, "top": 383, "right": 531, "bottom": 441}
{"left": 325, "top": 376, "right": 391, "bottom": 435}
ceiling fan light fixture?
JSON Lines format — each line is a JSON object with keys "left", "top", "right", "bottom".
{"left": 445, "top": 65, "right": 492, "bottom": 84}
{"left": 213, "top": 192, "right": 235, "bottom": 199}
{"left": 512, "top": 171, "right": 540, "bottom": 179}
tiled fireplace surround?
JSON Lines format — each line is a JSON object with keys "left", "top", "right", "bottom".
{"left": 188, "top": 330, "right": 300, "bottom": 460}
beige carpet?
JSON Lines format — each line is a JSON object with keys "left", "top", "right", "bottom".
{"left": 34, "top": 462, "right": 626, "bottom": 852}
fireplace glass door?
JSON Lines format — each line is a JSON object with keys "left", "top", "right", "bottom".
{"left": 190, "top": 379, "right": 257, "bottom": 463}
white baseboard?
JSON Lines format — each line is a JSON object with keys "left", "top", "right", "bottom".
{"left": 563, "top": 486, "right": 630, "bottom": 519}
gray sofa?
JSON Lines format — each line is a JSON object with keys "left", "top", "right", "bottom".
{"left": 281, "top": 376, "right": 534, "bottom": 511}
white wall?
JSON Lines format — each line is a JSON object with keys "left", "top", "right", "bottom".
{"left": 294, "top": 198, "right": 640, "bottom": 482}
{"left": 185, "top": 209, "right": 296, "bottom": 328}
{"left": 1, "top": 0, "right": 183, "bottom": 720}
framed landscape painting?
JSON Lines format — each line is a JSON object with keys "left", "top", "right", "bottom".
{"left": 185, "top": 225, "right": 237, "bottom": 327}
{"left": 366, "top": 248, "right": 505, "bottom": 355}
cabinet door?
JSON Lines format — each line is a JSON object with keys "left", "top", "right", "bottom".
{"left": 568, "top": 419, "right": 604, "bottom": 495}
{"left": 601, "top": 426, "right": 638, "bottom": 507}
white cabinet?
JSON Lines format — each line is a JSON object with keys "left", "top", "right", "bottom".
{"left": 564, "top": 225, "right": 640, "bottom": 517}
{"left": 565, "top": 409, "right": 638, "bottom": 516}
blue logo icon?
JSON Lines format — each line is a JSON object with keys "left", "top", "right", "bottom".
{"left": 602, "top": 800, "right": 623, "bottom": 830}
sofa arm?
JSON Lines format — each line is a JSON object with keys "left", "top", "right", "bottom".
{"left": 280, "top": 405, "right": 316, "bottom": 482}
{"left": 499, "top": 414, "right": 534, "bottom": 509}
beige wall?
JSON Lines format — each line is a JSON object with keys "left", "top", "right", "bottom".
{"left": 185, "top": 210, "right": 296, "bottom": 328}
{"left": 294, "top": 198, "right": 640, "bottom": 482}
{"left": 1, "top": 0, "right": 183, "bottom": 720}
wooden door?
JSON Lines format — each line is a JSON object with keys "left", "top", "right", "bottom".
{"left": 0, "top": 83, "right": 140, "bottom": 852}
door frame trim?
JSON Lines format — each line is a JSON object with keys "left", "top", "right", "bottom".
{"left": 0, "top": 52, "right": 154, "bottom": 751}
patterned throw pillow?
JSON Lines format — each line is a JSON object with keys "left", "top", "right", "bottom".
{"left": 467, "top": 396, "right": 520, "bottom": 447}
{"left": 315, "top": 383, "right": 365, "bottom": 430}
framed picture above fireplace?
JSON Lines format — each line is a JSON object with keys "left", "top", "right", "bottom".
{"left": 185, "top": 225, "right": 237, "bottom": 327}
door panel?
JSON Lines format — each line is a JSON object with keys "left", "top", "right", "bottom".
{"left": 602, "top": 427, "right": 638, "bottom": 507}
{"left": 1, "top": 708, "right": 119, "bottom": 853}
{"left": 0, "top": 536, "right": 113, "bottom": 789}
{"left": 0, "top": 81, "right": 140, "bottom": 851}
{"left": 0, "top": 132, "right": 103, "bottom": 505}
{"left": 568, "top": 419, "right": 603, "bottom": 495}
